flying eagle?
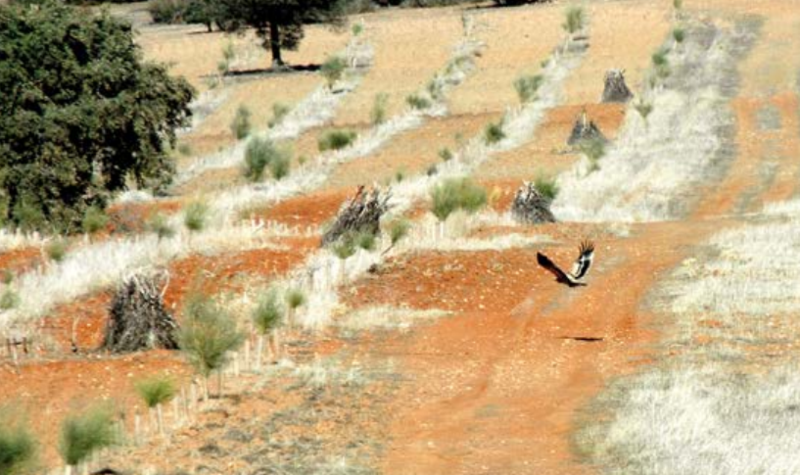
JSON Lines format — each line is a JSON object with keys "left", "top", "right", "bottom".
{"left": 537, "top": 240, "right": 595, "bottom": 287}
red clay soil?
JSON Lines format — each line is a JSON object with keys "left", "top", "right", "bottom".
{"left": 0, "top": 351, "right": 188, "bottom": 469}
{"left": 107, "top": 199, "right": 183, "bottom": 235}
{"left": 163, "top": 235, "right": 319, "bottom": 313}
{"left": 0, "top": 246, "right": 44, "bottom": 277}
{"left": 342, "top": 221, "right": 720, "bottom": 475}
{"left": 248, "top": 188, "right": 355, "bottom": 229}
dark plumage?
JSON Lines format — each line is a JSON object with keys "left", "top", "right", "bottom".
{"left": 537, "top": 240, "right": 595, "bottom": 287}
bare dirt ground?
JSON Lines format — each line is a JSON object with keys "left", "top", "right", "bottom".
{"left": 4, "top": 1, "right": 800, "bottom": 473}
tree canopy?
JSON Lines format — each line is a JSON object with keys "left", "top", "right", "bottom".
{"left": 215, "top": 0, "right": 350, "bottom": 67}
{"left": 0, "top": 1, "right": 194, "bottom": 233}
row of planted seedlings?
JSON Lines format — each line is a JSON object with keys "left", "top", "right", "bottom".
{"left": 1, "top": 8, "right": 586, "bottom": 473}
{"left": 552, "top": 3, "right": 757, "bottom": 221}
{"left": 0, "top": 10, "right": 486, "bottom": 350}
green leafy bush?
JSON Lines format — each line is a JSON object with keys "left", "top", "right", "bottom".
{"left": 0, "top": 289, "right": 20, "bottom": 310}
{"left": 438, "top": 147, "right": 454, "bottom": 161}
{"left": 59, "top": 405, "right": 117, "bottom": 467}
{"left": 0, "top": 409, "right": 36, "bottom": 475}
{"left": 430, "top": 178, "right": 487, "bottom": 221}
{"left": 563, "top": 6, "right": 585, "bottom": 35}
{"left": 81, "top": 206, "right": 108, "bottom": 235}
{"left": 388, "top": 219, "right": 410, "bottom": 246}
{"left": 252, "top": 291, "right": 283, "bottom": 334}
{"left": 184, "top": 202, "right": 208, "bottom": 233}
{"left": 135, "top": 376, "right": 176, "bottom": 408}
{"left": 268, "top": 103, "right": 290, "bottom": 128}
{"left": 635, "top": 100, "right": 653, "bottom": 119}
{"left": 673, "top": 28, "right": 685, "bottom": 43}
{"left": 231, "top": 105, "right": 252, "bottom": 139}
{"left": 244, "top": 138, "right": 278, "bottom": 181}
{"left": 406, "top": 94, "right": 432, "bottom": 110}
{"left": 371, "top": 93, "right": 389, "bottom": 125}
{"left": 177, "top": 295, "right": 244, "bottom": 379}
{"left": 320, "top": 56, "right": 347, "bottom": 88}
{"left": 534, "top": 176, "right": 559, "bottom": 201}
{"left": 0, "top": 2, "right": 193, "bottom": 233}
{"left": 45, "top": 240, "right": 67, "bottom": 263}
{"left": 318, "top": 129, "right": 357, "bottom": 152}
{"left": 286, "top": 289, "right": 306, "bottom": 310}
{"left": 484, "top": 122, "right": 506, "bottom": 144}
{"left": 148, "top": 213, "right": 176, "bottom": 240}
{"left": 148, "top": 0, "right": 188, "bottom": 24}
{"left": 514, "top": 74, "right": 544, "bottom": 103}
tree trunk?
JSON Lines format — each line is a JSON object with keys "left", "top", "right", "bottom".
{"left": 269, "top": 21, "right": 284, "bottom": 68}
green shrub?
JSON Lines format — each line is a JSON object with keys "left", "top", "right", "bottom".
{"left": 81, "top": 206, "right": 108, "bottom": 235}
{"left": 0, "top": 289, "right": 20, "bottom": 310}
{"left": 320, "top": 56, "right": 347, "bottom": 88}
{"left": 534, "top": 176, "right": 559, "bottom": 201}
{"left": 430, "top": 178, "right": 487, "bottom": 221}
{"left": 355, "top": 230, "right": 376, "bottom": 251}
{"left": 333, "top": 237, "right": 356, "bottom": 260}
{"left": 0, "top": 410, "right": 36, "bottom": 475}
{"left": 395, "top": 169, "right": 405, "bottom": 182}
{"left": 253, "top": 291, "right": 283, "bottom": 335}
{"left": 148, "top": 0, "right": 187, "bottom": 24}
{"left": 59, "top": 405, "right": 117, "bottom": 467}
{"left": 183, "top": 202, "right": 208, "bottom": 233}
{"left": 388, "top": 219, "right": 410, "bottom": 246}
{"left": 268, "top": 103, "right": 290, "bottom": 128}
{"left": 673, "top": 28, "right": 685, "bottom": 43}
{"left": 244, "top": 138, "right": 279, "bottom": 181}
{"left": 635, "top": 100, "right": 653, "bottom": 119}
{"left": 135, "top": 376, "right": 176, "bottom": 408}
{"left": 231, "top": 105, "right": 252, "bottom": 140}
{"left": 148, "top": 213, "right": 175, "bottom": 240}
{"left": 318, "top": 129, "right": 357, "bottom": 152}
{"left": 0, "top": 2, "right": 194, "bottom": 234}
{"left": 438, "top": 147, "right": 454, "bottom": 162}
{"left": 371, "top": 93, "right": 389, "bottom": 126}
{"left": 45, "top": 240, "right": 67, "bottom": 263}
{"left": 484, "top": 122, "right": 506, "bottom": 144}
{"left": 652, "top": 48, "right": 670, "bottom": 78}
{"left": 352, "top": 22, "right": 364, "bottom": 36}
{"left": 427, "top": 79, "right": 444, "bottom": 102}
{"left": 563, "top": 6, "right": 585, "bottom": 35}
{"left": 514, "top": 74, "right": 544, "bottom": 103}
{"left": 178, "top": 295, "right": 244, "bottom": 379}
{"left": 1, "top": 270, "right": 12, "bottom": 285}
{"left": 673, "top": 0, "right": 683, "bottom": 9}
{"left": 286, "top": 289, "right": 306, "bottom": 310}
{"left": 269, "top": 152, "right": 291, "bottom": 180}
{"left": 406, "top": 94, "right": 432, "bottom": 110}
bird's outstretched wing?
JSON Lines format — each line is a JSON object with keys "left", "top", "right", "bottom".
{"left": 537, "top": 252, "right": 571, "bottom": 283}
{"left": 570, "top": 240, "right": 595, "bottom": 280}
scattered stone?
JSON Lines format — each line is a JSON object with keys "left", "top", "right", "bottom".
{"left": 600, "top": 68, "right": 633, "bottom": 103}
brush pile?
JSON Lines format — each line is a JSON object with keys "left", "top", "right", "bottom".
{"left": 321, "top": 186, "right": 391, "bottom": 247}
{"left": 103, "top": 273, "right": 178, "bottom": 353}
{"left": 600, "top": 69, "right": 633, "bottom": 103}
{"left": 511, "top": 182, "right": 556, "bottom": 224}
{"left": 567, "top": 110, "right": 607, "bottom": 146}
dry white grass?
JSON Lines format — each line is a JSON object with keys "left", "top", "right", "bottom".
{"left": 553, "top": 20, "right": 759, "bottom": 222}
{"left": 0, "top": 229, "right": 47, "bottom": 252}
{"left": 578, "top": 201, "right": 800, "bottom": 475}
{"left": 403, "top": 211, "right": 549, "bottom": 252}
{"left": 174, "top": 38, "right": 375, "bottom": 185}
{"left": 0, "top": 220, "right": 289, "bottom": 329}
{"left": 388, "top": 34, "right": 587, "bottom": 215}
{"left": 179, "top": 88, "right": 230, "bottom": 135}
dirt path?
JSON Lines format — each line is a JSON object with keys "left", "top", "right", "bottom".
{"left": 367, "top": 220, "right": 717, "bottom": 474}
